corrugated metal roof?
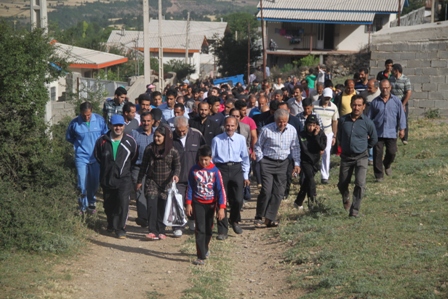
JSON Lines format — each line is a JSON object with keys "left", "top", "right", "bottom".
{"left": 107, "top": 19, "right": 227, "bottom": 45}
{"left": 127, "top": 34, "right": 205, "bottom": 50}
{"left": 54, "top": 42, "right": 127, "bottom": 66}
{"left": 258, "top": 0, "right": 402, "bottom": 13}
{"left": 257, "top": 10, "right": 375, "bottom": 24}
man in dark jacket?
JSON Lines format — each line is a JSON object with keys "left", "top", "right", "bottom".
{"left": 94, "top": 114, "right": 138, "bottom": 239}
{"left": 172, "top": 116, "right": 206, "bottom": 236}
{"left": 189, "top": 101, "right": 221, "bottom": 146}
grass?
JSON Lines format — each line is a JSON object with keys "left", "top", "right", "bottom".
{"left": 276, "top": 118, "right": 448, "bottom": 298}
{"left": 181, "top": 226, "right": 233, "bottom": 299}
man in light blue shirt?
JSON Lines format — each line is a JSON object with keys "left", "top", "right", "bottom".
{"left": 254, "top": 109, "right": 301, "bottom": 228}
{"left": 211, "top": 117, "right": 250, "bottom": 239}
{"left": 368, "top": 79, "right": 406, "bottom": 182}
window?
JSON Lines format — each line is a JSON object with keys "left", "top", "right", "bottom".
{"left": 50, "top": 87, "right": 56, "bottom": 102}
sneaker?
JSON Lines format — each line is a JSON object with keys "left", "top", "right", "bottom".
{"left": 187, "top": 219, "right": 195, "bottom": 231}
{"left": 231, "top": 222, "right": 243, "bottom": 234}
{"left": 173, "top": 229, "right": 183, "bottom": 238}
{"left": 115, "top": 230, "right": 126, "bottom": 239}
{"left": 158, "top": 234, "right": 167, "bottom": 240}
{"left": 321, "top": 179, "right": 329, "bottom": 184}
{"left": 294, "top": 202, "right": 304, "bottom": 211}
{"left": 87, "top": 206, "right": 97, "bottom": 215}
{"left": 145, "top": 233, "right": 159, "bottom": 240}
{"left": 385, "top": 167, "right": 392, "bottom": 176}
{"left": 216, "top": 234, "right": 228, "bottom": 240}
{"left": 192, "top": 259, "right": 205, "bottom": 265}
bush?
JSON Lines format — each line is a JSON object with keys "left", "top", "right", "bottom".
{"left": 298, "top": 54, "right": 320, "bottom": 67}
{"left": 0, "top": 22, "right": 83, "bottom": 253}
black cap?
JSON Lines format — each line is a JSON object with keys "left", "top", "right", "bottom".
{"left": 305, "top": 114, "right": 318, "bottom": 125}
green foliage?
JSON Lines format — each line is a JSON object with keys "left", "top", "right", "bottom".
{"left": 424, "top": 108, "right": 440, "bottom": 119}
{"left": 222, "top": 12, "right": 259, "bottom": 40}
{"left": 297, "top": 55, "right": 320, "bottom": 67}
{"left": 52, "top": 21, "right": 113, "bottom": 51}
{"left": 402, "top": 0, "right": 426, "bottom": 16}
{"left": 164, "top": 60, "right": 196, "bottom": 80}
{"left": 0, "top": 22, "right": 81, "bottom": 252}
{"left": 213, "top": 33, "right": 261, "bottom": 77}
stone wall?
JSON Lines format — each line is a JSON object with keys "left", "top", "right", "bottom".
{"left": 370, "top": 21, "right": 448, "bottom": 117}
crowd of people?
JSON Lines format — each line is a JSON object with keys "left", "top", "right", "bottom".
{"left": 65, "top": 59, "right": 411, "bottom": 265}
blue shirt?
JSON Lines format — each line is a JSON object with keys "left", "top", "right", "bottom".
{"left": 368, "top": 94, "right": 406, "bottom": 138}
{"left": 66, "top": 113, "right": 108, "bottom": 164}
{"left": 131, "top": 127, "right": 154, "bottom": 165}
{"left": 254, "top": 123, "right": 301, "bottom": 166}
{"left": 211, "top": 132, "right": 250, "bottom": 180}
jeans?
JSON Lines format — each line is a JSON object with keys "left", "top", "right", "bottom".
{"left": 75, "top": 161, "right": 100, "bottom": 211}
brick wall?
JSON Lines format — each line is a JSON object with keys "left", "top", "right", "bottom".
{"left": 370, "top": 21, "right": 448, "bottom": 117}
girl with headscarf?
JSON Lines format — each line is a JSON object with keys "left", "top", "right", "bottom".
{"left": 137, "top": 124, "right": 181, "bottom": 240}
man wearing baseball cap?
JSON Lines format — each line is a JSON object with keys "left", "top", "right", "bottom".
{"left": 313, "top": 87, "right": 339, "bottom": 184}
{"left": 95, "top": 114, "right": 138, "bottom": 239}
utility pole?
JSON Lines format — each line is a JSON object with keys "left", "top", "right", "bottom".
{"left": 260, "top": 0, "right": 267, "bottom": 80}
{"left": 158, "top": 0, "right": 164, "bottom": 91}
{"left": 247, "top": 22, "right": 250, "bottom": 86}
{"left": 143, "top": 0, "right": 151, "bottom": 85}
{"left": 431, "top": 0, "right": 435, "bottom": 23}
{"left": 30, "top": 0, "right": 48, "bottom": 34}
{"left": 185, "top": 12, "right": 190, "bottom": 63}
{"left": 398, "top": 0, "right": 401, "bottom": 26}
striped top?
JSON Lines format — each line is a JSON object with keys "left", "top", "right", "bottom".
{"left": 313, "top": 101, "right": 339, "bottom": 135}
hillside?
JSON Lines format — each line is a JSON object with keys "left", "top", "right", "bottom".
{"left": 0, "top": 0, "right": 258, "bottom": 29}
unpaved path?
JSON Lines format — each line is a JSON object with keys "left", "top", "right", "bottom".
{"left": 46, "top": 187, "right": 300, "bottom": 299}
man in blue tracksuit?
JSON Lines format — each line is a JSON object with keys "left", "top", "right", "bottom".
{"left": 66, "top": 102, "right": 108, "bottom": 214}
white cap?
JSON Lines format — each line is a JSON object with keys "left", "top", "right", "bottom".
{"left": 323, "top": 87, "right": 333, "bottom": 98}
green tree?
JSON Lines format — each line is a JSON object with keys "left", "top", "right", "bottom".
{"left": 0, "top": 22, "right": 81, "bottom": 252}
{"left": 213, "top": 33, "right": 261, "bottom": 78}
{"left": 402, "top": 0, "right": 426, "bottom": 15}
{"left": 164, "top": 60, "right": 196, "bottom": 80}
{"left": 222, "top": 12, "right": 259, "bottom": 39}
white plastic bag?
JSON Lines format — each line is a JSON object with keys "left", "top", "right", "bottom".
{"left": 163, "top": 181, "right": 187, "bottom": 227}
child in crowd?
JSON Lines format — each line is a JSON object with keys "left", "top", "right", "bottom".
{"left": 294, "top": 115, "right": 327, "bottom": 210}
{"left": 137, "top": 124, "right": 180, "bottom": 240}
{"left": 185, "top": 145, "right": 226, "bottom": 265}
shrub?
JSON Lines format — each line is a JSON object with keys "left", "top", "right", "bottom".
{"left": 298, "top": 54, "right": 320, "bottom": 67}
{"left": 0, "top": 22, "right": 83, "bottom": 253}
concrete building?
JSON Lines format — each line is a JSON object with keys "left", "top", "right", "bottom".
{"left": 106, "top": 19, "right": 228, "bottom": 79}
{"left": 256, "top": 0, "right": 403, "bottom": 67}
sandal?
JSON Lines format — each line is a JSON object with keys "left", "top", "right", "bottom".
{"left": 145, "top": 233, "right": 159, "bottom": 240}
{"left": 158, "top": 234, "right": 167, "bottom": 240}
{"left": 254, "top": 219, "right": 264, "bottom": 228}
{"left": 265, "top": 219, "right": 279, "bottom": 227}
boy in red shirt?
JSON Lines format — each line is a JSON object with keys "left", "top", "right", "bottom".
{"left": 186, "top": 145, "right": 226, "bottom": 265}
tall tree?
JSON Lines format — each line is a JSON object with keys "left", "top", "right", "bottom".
{"left": 213, "top": 33, "right": 261, "bottom": 77}
{"left": 222, "top": 12, "right": 259, "bottom": 40}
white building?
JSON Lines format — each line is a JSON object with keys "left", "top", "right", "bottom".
{"left": 257, "top": 0, "right": 404, "bottom": 67}
{"left": 106, "top": 19, "right": 228, "bottom": 79}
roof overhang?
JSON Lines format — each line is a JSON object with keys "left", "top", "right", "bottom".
{"left": 257, "top": 10, "right": 375, "bottom": 25}
{"left": 69, "top": 57, "right": 129, "bottom": 69}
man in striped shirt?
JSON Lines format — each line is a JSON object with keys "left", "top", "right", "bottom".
{"left": 254, "top": 109, "right": 301, "bottom": 228}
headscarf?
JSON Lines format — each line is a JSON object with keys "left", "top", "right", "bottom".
{"left": 151, "top": 124, "right": 173, "bottom": 159}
